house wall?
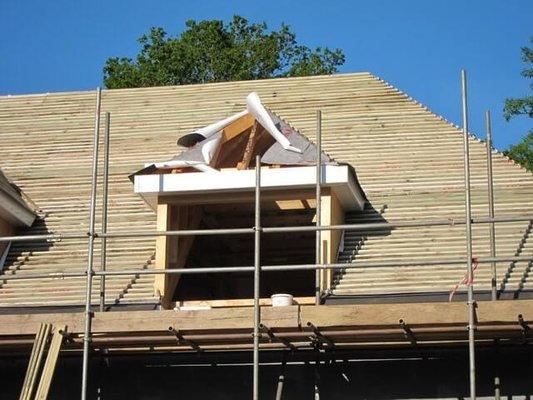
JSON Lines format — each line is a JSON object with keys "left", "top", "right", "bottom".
{"left": 0, "top": 216, "right": 14, "bottom": 258}
{"left": 1, "top": 347, "right": 531, "bottom": 399}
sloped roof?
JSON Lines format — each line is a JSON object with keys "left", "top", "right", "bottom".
{"left": 0, "top": 72, "right": 532, "bottom": 308}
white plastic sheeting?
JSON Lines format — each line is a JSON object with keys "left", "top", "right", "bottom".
{"left": 245, "top": 92, "right": 302, "bottom": 153}
{"left": 153, "top": 159, "right": 218, "bottom": 173}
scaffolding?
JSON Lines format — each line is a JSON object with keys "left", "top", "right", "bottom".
{"left": 0, "top": 70, "right": 532, "bottom": 400}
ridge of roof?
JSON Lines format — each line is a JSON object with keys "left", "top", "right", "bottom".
{"left": 0, "top": 72, "right": 372, "bottom": 99}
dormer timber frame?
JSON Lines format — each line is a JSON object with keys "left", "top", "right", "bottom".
{"left": 132, "top": 108, "right": 366, "bottom": 309}
{"left": 153, "top": 188, "right": 344, "bottom": 309}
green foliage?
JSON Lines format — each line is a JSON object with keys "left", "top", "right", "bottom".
{"left": 103, "top": 16, "right": 345, "bottom": 89}
{"left": 503, "top": 132, "right": 533, "bottom": 172}
{"left": 503, "top": 38, "right": 533, "bottom": 121}
{"left": 503, "top": 38, "right": 533, "bottom": 171}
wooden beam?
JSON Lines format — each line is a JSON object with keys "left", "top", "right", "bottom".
{"left": 210, "top": 113, "right": 255, "bottom": 168}
{"left": 237, "top": 121, "right": 259, "bottom": 170}
{"left": 1, "top": 300, "right": 532, "bottom": 338}
{"left": 34, "top": 324, "right": 65, "bottom": 400}
{"left": 154, "top": 203, "right": 171, "bottom": 299}
{"left": 19, "top": 323, "right": 51, "bottom": 400}
{"left": 222, "top": 113, "right": 255, "bottom": 141}
{"left": 159, "top": 188, "right": 317, "bottom": 207}
{"left": 176, "top": 296, "right": 315, "bottom": 309}
{"left": 319, "top": 190, "right": 344, "bottom": 292}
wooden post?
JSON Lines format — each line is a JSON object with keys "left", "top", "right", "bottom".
{"left": 237, "top": 121, "right": 259, "bottom": 170}
{"left": 319, "top": 190, "right": 344, "bottom": 293}
{"left": 154, "top": 203, "right": 171, "bottom": 303}
{"left": 154, "top": 204, "right": 202, "bottom": 309}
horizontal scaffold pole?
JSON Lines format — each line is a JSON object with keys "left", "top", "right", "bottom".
{"left": 2, "top": 255, "right": 533, "bottom": 282}
{"left": 0, "top": 215, "right": 531, "bottom": 243}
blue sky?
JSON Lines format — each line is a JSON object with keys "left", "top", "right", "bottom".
{"left": 0, "top": 0, "right": 531, "bottom": 150}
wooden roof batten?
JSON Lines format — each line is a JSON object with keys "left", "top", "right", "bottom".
{"left": 0, "top": 72, "right": 532, "bottom": 309}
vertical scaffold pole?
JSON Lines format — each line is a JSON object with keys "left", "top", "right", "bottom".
{"left": 315, "top": 110, "right": 322, "bottom": 305}
{"left": 485, "top": 110, "right": 497, "bottom": 301}
{"left": 461, "top": 70, "right": 476, "bottom": 400}
{"left": 100, "top": 112, "right": 111, "bottom": 312}
{"left": 275, "top": 353, "right": 287, "bottom": 400}
{"left": 253, "top": 155, "right": 261, "bottom": 400}
{"left": 81, "top": 87, "right": 101, "bottom": 400}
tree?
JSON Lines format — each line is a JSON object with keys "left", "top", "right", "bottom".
{"left": 504, "top": 132, "right": 533, "bottom": 171}
{"left": 103, "top": 15, "right": 345, "bottom": 89}
{"left": 504, "top": 38, "right": 533, "bottom": 120}
{"left": 503, "top": 38, "right": 533, "bottom": 171}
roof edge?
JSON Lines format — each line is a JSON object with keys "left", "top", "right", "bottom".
{"left": 0, "top": 72, "right": 372, "bottom": 99}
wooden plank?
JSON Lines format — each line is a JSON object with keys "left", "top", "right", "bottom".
{"left": 19, "top": 323, "right": 51, "bottom": 400}
{"left": 0, "top": 301, "right": 532, "bottom": 354}
{"left": 221, "top": 113, "right": 255, "bottom": 142}
{"left": 300, "top": 301, "right": 532, "bottom": 329}
{"left": 319, "top": 190, "right": 344, "bottom": 292}
{"left": 237, "top": 121, "right": 259, "bottom": 170}
{"left": 176, "top": 296, "right": 315, "bottom": 308}
{"left": 159, "top": 188, "right": 317, "bottom": 206}
{"left": 91, "top": 306, "right": 300, "bottom": 333}
{"left": 1, "top": 300, "right": 532, "bottom": 337}
{"left": 154, "top": 203, "right": 170, "bottom": 300}
{"left": 34, "top": 324, "right": 65, "bottom": 400}
{"left": 18, "top": 323, "right": 41, "bottom": 400}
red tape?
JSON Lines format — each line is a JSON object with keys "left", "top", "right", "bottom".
{"left": 448, "top": 257, "right": 479, "bottom": 302}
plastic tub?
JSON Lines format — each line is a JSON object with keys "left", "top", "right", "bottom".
{"left": 271, "top": 294, "right": 293, "bottom": 307}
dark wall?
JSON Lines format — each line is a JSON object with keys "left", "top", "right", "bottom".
{"left": 2, "top": 346, "right": 532, "bottom": 399}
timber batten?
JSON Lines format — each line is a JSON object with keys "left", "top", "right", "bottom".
{"left": 1, "top": 73, "right": 532, "bottom": 307}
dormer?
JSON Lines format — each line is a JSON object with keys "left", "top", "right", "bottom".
{"left": 131, "top": 93, "right": 366, "bottom": 308}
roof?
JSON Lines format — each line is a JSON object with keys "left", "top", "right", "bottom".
{"left": 0, "top": 72, "right": 532, "bottom": 308}
{"left": 0, "top": 169, "right": 36, "bottom": 227}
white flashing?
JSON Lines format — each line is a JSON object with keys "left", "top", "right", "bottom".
{"left": 0, "top": 191, "right": 35, "bottom": 227}
{"left": 191, "top": 109, "right": 248, "bottom": 140}
{"left": 201, "top": 133, "right": 222, "bottom": 164}
{"left": 153, "top": 160, "right": 218, "bottom": 173}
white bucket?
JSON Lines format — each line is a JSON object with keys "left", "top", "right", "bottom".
{"left": 271, "top": 294, "right": 293, "bottom": 307}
